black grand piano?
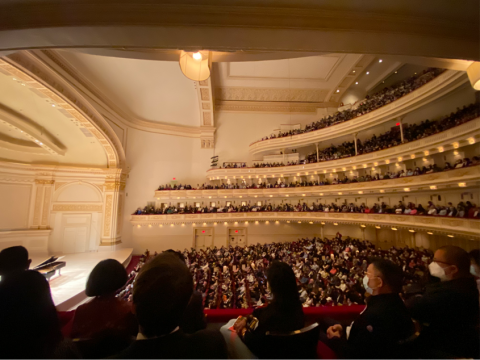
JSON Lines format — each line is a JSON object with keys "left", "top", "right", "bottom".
{"left": 33, "top": 256, "right": 66, "bottom": 282}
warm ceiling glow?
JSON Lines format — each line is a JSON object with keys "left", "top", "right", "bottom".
{"left": 179, "top": 51, "right": 211, "bottom": 81}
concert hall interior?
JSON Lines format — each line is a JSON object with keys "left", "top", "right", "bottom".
{"left": 0, "top": 1, "right": 479, "bottom": 359}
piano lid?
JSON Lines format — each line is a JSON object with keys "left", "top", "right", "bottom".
{"left": 33, "top": 256, "right": 65, "bottom": 269}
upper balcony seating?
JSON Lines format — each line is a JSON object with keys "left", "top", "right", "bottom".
{"left": 159, "top": 159, "right": 479, "bottom": 192}
{"left": 252, "top": 68, "right": 445, "bottom": 145}
{"left": 213, "top": 102, "right": 479, "bottom": 170}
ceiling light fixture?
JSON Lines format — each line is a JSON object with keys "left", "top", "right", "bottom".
{"left": 379, "top": 59, "right": 383, "bottom": 63}
{"left": 366, "top": 71, "right": 370, "bottom": 75}
{"left": 355, "top": 82, "right": 358, "bottom": 85}
{"left": 179, "top": 51, "right": 211, "bottom": 81}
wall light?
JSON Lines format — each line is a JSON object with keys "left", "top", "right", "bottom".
{"left": 265, "top": 221, "right": 269, "bottom": 224}
{"left": 404, "top": 188, "right": 410, "bottom": 192}
{"left": 179, "top": 50, "right": 211, "bottom": 81}
{"left": 360, "top": 224, "right": 366, "bottom": 228}
{"left": 391, "top": 227, "right": 397, "bottom": 231}
{"left": 298, "top": 221, "right": 302, "bottom": 224}
{"left": 333, "top": 223, "right": 338, "bottom": 226}
{"left": 458, "top": 182, "right": 466, "bottom": 187}
{"left": 255, "top": 221, "right": 259, "bottom": 224}
{"left": 375, "top": 226, "right": 381, "bottom": 229}
{"left": 447, "top": 235, "right": 454, "bottom": 238}
{"left": 430, "top": 185, "right": 437, "bottom": 190}
{"left": 309, "top": 222, "right": 314, "bottom": 224}
{"left": 427, "top": 232, "right": 433, "bottom": 235}
{"left": 358, "top": 191, "right": 363, "bottom": 194}
{"left": 409, "top": 229, "right": 415, "bottom": 233}
{"left": 438, "top": 146, "right": 444, "bottom": 153}
{"left": 468, "top": 137, "right": 475, "bottom": 144}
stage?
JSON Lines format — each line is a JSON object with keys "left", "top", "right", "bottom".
{"left": 31, "top": 248, "right": 133, "bottom": 311}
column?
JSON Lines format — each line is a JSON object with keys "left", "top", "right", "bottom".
{"left": 100, "top": 171, "right": 127, "bottom": 246}
{"left": 315, "top": 143, "right": 319, "bottom": 163}
{"left": 353, "top": 133, "right": 358, "bottom": 156}
{"left": 31, "top": 179, "right": 55, "bottom": 229}
{"left": 399, "top": 118, "right": 404, "bottom": 143}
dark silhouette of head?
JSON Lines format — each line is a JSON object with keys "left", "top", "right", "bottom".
{"left": 133, "top": 252, "right": 193, "bottom": 337}
{"left": 368, "top": 257, "right": 404, "bottom": 293}
{"left": 0, "top": 246, "right": 31, "bottom": 279}
{"left": 0, "top": 270, "right": 62, "bottom": 358}
{"left": 86, "top": 259, "right": 128, "bottom": 297}
{"left": 436, "top": 245, "right": 471, "bottom": 279}
{"left": 266, "top": 260, "right": 301, "bottom": 309}
{"left": 164, "top": 249, "right": 186, "bottom": 263}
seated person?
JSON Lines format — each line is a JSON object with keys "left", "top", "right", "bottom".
{"left": 324, "top": 258, "right": 414, "bottom": 359}
{"left": 71, "top": 259, "right": 138, "bottom": 340}
{"left": 232, "top": 261, "right": 305, "bottom": 358}
{"left": 112, "top": 252, "right": 227, "bottom": 359}
{"left": 0, "top": 246, "right": 31, "bottom": 281}
{"left": 407, "top": 246, "right": 480, "bottom": 358}
{"left": 0, "top": 270, "right": 79, "bottom": 359}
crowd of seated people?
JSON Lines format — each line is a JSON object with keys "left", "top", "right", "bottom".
{"left": 0, "top": 241, "right": 479, "bottom": 359}
{"left": 221, "top": 162, "right": 247, "bottom": 169}
{"left": 301, "top": 102, "right": 480, "bottom": 163}
{"left": 133, "top": 200, "right": 480, "bottom": 219}
{"left": 117, "top": 235, "right": 435, "bottom": 311}
{"left": 158, "top": 157, "right": 479, "bottom": 193}
{"left": 254, "top": 68, "right": 445, "bottom": 143}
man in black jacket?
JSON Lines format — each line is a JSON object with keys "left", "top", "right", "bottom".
{"left": 325, "top": 258, "right": 414, "bottom": 359}
{"left": 407, "top": 245, "right": 480, "bottom": 358}
{"left": 113, "top": 252, "right": 227, "bottom": 359}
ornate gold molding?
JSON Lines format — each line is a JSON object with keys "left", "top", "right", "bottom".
{"left": 35, "top": 179, "right": 55, "bottom": 184}
{"left": 103, "top": 194, "right": 114, "bottom": 237}
{"left": 1, "top": 52, "right": 124, "bottom": 169}
{"left": 52, "top": 204, "right": 103, "bottom": 212}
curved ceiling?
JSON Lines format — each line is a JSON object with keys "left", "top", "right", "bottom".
{"left": 0, "top": 66, "right": 108, "bottom": 167}
{"left": 56, "top": 50, "right": 201, "bottom": 127}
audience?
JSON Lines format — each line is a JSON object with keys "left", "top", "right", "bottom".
{"left": 407, "top": 245, "right": 480, "bottom": 358}
{"left": 112, "top": 252, "right": 228, "bottom": 359}
{"left": 253, "top": 68, "right": 444, "bottom": 144}
{"left": 0, "top": 245, "right": 31, "bottom": 281}
{"left": 119, "top": 236, "right": 435, "bottom": 312}
{"left": 232, "top": 261, "right": 305, "bottom": 358}
{"left": 0, "top": 270, "right": 79, "bottom": 359}
{"left": 470, "top": 249, "right": 480, "bottom": 298}
{"left": 70, "top": 259, "right": 138, "bottom": 341}
{"left": 324, "top": 258, "right": 414, "bottom": 359}
{"left": 165, "top": 155, "right": 479, "bottom": 191}
{"left": 133, "top": 199, "right": 479, "bottom": 219}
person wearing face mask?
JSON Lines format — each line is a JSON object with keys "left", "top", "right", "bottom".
{"left": 407, "top": 245, "right": 480, "bottom": 358}
{"left": 469, "top": 249, "right": 480, "bottom": 298}
{"left": 322, "top": 258, "right": 414, "bottom": 359}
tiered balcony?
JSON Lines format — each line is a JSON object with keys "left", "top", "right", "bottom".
{"left": 157, "top": 165, "right": 480, "bottom": 200}
{"left": 249, "top": 70, "right": 467, "bottom": 155}
{"left": 206, "top": 117, "right": 480, "bottom": 180}
{"left": 130, "top": 212, "right": 480, "bottom": 240}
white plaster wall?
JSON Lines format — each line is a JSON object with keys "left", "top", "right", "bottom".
{"left": 0, "top": 183, "right": 32, "bottom": 230}
{"left": 122, "top": 129, "right": 214, "bottom": 248}
{"left": 214, "top": 112, "right": 317, "bottom": 163}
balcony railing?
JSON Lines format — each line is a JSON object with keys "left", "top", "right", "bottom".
{"left": 249, "top": 70, "right": 467, "bottom": 155}
{"left": 156, "top": 165, "right": 480, "bottom": 199}
{"left": 207, "top": 117, "right": 480, "bottom": 179}
{"left": 130, "top": 212, "right": 480, "bottom": 240}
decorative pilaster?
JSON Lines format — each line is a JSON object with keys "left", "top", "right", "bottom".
{"left": 196, "top": 78, "right": 216, "bottom": 149}
{"left": 100, "top": 171, "right": 126, "bottom": 246}
{"left": 31, "top": 179, "right": 55, "bottom": 229}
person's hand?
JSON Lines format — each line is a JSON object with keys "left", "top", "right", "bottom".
{"left": 327, "top": 324, "right": 343, "bottom": 339}
{"left": 233, "top": 317, "right": 247, "bottom": 334}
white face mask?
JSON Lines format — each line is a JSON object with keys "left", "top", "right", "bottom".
{"left": 363, "top": 275, "right": 373, "bottom": 294}
{"left": 470, "top": 265, "right": 480, "bottom": 278}
{"left": 429, "top": 261, "right": 448, "bottom": 281}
